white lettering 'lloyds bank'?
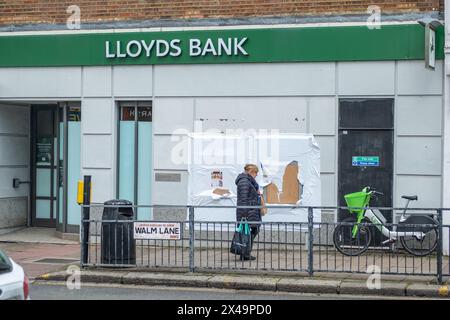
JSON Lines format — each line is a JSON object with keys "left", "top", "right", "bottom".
{"left": 105, "top": 37, "right": 248, "bottom": 58}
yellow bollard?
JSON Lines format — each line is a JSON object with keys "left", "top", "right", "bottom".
{"left": 77, "top": 180, "right": 92, "bottom": 204}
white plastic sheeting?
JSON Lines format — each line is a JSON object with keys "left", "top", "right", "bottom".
{"left": 187, "top": 133, "right": 321, "bottom": 228}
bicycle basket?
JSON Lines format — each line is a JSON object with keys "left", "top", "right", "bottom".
{"left": 344, "top": 191, "right": 370, "bottom": 214}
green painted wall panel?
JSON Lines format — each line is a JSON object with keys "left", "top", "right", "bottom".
{"left": 0, "top": 24, "right": 443, "bottom": 67}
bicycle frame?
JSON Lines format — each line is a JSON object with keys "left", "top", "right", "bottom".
{"left": 351, "top": 203, "right": 425, "bottom": 242}
{"left": 363, "top": 208, "right": 425, "bottom": 241}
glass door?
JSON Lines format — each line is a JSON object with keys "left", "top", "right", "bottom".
{"left": 32, "top": 105, "right": 57, "bottom": 227}
{"left": 66, "top": 103, "right": 81, "bottom": 232}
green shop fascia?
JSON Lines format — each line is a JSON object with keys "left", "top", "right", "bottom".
{"left": 0, "top": 23, "right": 444, "bottom": 67}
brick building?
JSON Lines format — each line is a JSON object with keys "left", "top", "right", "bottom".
{"left": 0, "top": 1, "right": 445, "bottom": 30}
{"left": 0, "top": 0, "right": 448, "bottom": 255}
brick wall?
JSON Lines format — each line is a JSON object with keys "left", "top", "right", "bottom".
{"left": 0, "top": 0, "right": 443, "bottom": 26}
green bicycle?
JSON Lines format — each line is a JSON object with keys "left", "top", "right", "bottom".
{"left": 333, "top": 187, "right": 439, "bottom": 257}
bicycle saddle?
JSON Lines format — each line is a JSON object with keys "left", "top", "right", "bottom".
{"left": 402, "top": 195, "right": 418, "bottom": 201}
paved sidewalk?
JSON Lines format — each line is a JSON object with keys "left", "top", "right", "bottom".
{"left": 0, "top": 227, "right": 77, "bottom": 244}
{"left": 2, "top": 238, "right": 448, "bottom": 298}
{"left": 0, "top": 242, "right": 80, "bottom": 279}
{"left": 86, "top": 243, "right": 450, "bottom": 276}
{"left": 2, "top": 227, "right": 449, "bottom": 298}
{"left": 0, "top": 227, "right": 80, "bottom": 278}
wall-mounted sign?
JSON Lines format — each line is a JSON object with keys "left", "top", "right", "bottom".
{"left": 105, "top": 37, "right": 249, "bottom": 59}
{"left": 68, "top": 106, "right": 81, "bottom": 122}
{"left": 0, "top": 24, "right": 444, "bottom": 67}
{"left": 155, "top": 173, "right": 181, "bottom": 182}
{"left": 352, "top": 156, "right": 380, "bottom": 167}
{"left": 121, "top": 106, "right": 152, "bottom": 122}
{"left": 134, "top": 222, "right": 181, "bottom": 240}
{"left": 425, "top": 25, "right": 436, "bottom": 70}
{"left": 36, "top": 138, "right": 52, "bottom": 164}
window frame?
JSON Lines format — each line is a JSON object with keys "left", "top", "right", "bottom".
{"left": 116, "top": 101, "right": 153, "bottom": 219}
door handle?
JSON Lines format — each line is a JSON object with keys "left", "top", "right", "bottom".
{"left": 13, "top": 178, "right": 31, "bottom": 188}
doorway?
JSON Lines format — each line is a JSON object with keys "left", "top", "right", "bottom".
{"left": 338, "top": 98, "right": 394, "bottom": 230}
{"left": 30, "top": 103, "right": 81, "bottom": 232}
{"left": 31, "top": 105, "right": 57, "bottom": 227}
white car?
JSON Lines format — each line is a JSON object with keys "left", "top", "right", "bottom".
{"left": 0, "top": 249, "right": 29, "bottom": 300}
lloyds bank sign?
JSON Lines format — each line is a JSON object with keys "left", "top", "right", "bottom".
{"left": 0, "top": 24, "right": 443, "bottom": 67}
{"left": 105, "top": 37, "right": 249, "bottom": 58}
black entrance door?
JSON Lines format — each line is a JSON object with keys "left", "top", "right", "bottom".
{"left": 338, "top": 99, "right": 394, "bottom": 232}
{"left": 31, "top": 105, "right": 57, "bottom": 227}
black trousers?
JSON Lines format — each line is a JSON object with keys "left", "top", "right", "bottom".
{"left": 249, "top": 226, "right": 259, "bottom": 253}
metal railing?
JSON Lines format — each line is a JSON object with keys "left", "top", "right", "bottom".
{"left": 79, "top": 203, "right": 450, "bottom": 284}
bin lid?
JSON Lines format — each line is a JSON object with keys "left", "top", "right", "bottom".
{"left": 102, "top": 199, "right": 134, "bottom": 218}
{"left": 103, "top": 199, "right": 133, "bottom": 206}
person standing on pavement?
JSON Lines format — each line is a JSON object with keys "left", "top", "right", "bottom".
{"left": 235, "top": 163, "right": 263, "bottom": 261}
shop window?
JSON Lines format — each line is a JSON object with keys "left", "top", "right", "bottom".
{"left": 58, "top": 102, "right": 82, "bottom": 231}
{"left": 118, "top": 101, "right": 152, "bottom": 220}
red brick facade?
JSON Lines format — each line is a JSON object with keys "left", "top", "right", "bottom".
{"left": 0, "top": 0, "right": 444, "bottom": 26}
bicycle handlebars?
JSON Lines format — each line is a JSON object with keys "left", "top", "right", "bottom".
{"left": 365, "top": 186, "right": 383, "bottom": 196}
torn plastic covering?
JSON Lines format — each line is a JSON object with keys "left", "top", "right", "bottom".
{"left": 187, "top": 133, "right": 321, "bottom": 230}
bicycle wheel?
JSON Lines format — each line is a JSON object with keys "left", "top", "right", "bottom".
{"left": 333, "top": 216, "right": 372, "bottom": 256}
{"left": 399, "top": 215, "right": 438, "bottom": 257}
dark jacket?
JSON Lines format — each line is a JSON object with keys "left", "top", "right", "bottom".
{"left": 235, "top": 173, "right": 261, "bottom": 226}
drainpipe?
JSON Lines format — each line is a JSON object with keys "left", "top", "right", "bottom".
{"left": 443, "top": 2, "right": 450, "bottom": 255}
{"left": 27, "top": 104, "right": 31, "bottom": 228}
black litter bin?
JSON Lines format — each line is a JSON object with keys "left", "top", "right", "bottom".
{"left": 101, "top": 199, "right": 136, "bottom": 265}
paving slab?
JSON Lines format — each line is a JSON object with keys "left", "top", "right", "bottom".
{"left": 339, "top": 281, "right": 407, "bottom": 296}
{"left": 122, "top": 272, "right": 213, "bottom": 288}
{"left": 401, "top": 275, "right": 438, "bottom": 284}
{"left": 36, "top": 270, "right": 126, "bottom": 284}
{"left": 406, "top": 284, "right": 449, "bottom": 298}
{"left": 277, "top": 278, "right": 340, "bottom": 294}
{"left": 207, "top": 275, "right": 279, "bottom": 291}
{"left": 79, "top": 270, "right": 126, "bottom": 284}
{"left": 344, "top": 273, "right": 404, "bottom": 282}
{"left": 35, "top": 271, "right": 68, "bottom": 281}
{"left": 0, "top": 227, "right": 77, "bottom": 244}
